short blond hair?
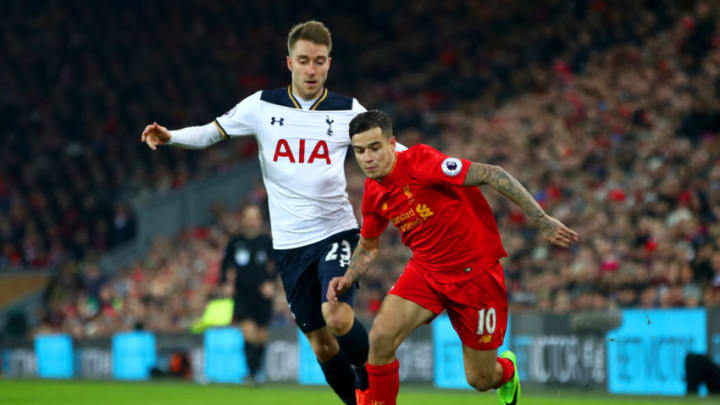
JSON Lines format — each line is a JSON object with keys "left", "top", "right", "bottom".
{"left": 287, "top": 20, "right": 332, "bottom": 55}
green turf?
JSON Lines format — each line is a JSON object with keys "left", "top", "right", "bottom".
{"left": 0, "top": 380, "right": 716, "bottom": 405}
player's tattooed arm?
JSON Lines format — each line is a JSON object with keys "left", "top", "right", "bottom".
{"left": 344, "top": 237, "right": 380, "bottom": 283}
{"left": 464, "top": 162, "right": 578, "bottom": 247}
{"left": 464, "top": 162, "right": 546, "bottom": 224}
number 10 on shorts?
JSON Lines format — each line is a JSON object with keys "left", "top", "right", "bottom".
{"left": 477, "top": 308, "right": 496, "bottom": 335}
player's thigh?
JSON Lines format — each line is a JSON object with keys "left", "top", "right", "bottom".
{"left": 304, "top": 326, "right": 340, "bottom": 363}
{"left": 370, "top": 262, "right": 443, "bottom": 356}
{"left": 370, "top": 294, "right": 434, "bottom": 354}
{"left": 277, "top": 262, "right": 326, "bottom": 333}
{"left": 445, "top": 267, "right": 508, "bottom": 352}
{"left": 318, "top": 230, "right": 360, "bottom": 306}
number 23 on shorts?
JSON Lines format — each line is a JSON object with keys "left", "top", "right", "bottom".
{"left": 325, "top": 240, "right": 352, "bottom": 267}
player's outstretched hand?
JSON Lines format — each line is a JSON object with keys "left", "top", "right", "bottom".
{"left": 538, "top": 215, "right": 578, "bottom": 248}
{"left": 327, "top": 275, "right": 353, "bottom": 304}
{"left": 141, "top": 122, "right": 171, "bottom": 150}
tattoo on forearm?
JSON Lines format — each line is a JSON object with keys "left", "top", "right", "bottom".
{"left": 464, "top": 163, "right": 494, "bottom": 186}
{"left": 465, "top": 163, "right": 555, "bottom": 235}
{"left": 345, "top": 245, "right": 375, "bottom": 282}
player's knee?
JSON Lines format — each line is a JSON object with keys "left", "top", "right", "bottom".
{"left": 324, "top": 313, "right": 353, "bottom": 335}
{"left": 465, "top": 369, "right": 495, "bottom": 392}
{"left": 368, "top": 327, "right": 397, "bottom": 357}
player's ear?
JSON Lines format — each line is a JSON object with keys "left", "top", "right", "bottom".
{"left": 327, "top": 56, "right": 332, "bottom": 69}
{"left": 389, "top": 136, "right": 396, "bottom": 149}
{"left": 286, "top": 55, "right": 293, "bottom": 72}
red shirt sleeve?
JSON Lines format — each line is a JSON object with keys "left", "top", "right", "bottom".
{"left": 409, "top": 144, "right": 471, "bottom": 186}
{"left": 361, "top": 212, "right": 389, "bottom": 239}
{"left": 360, "top": 182, "right": 389, "bottom": 239}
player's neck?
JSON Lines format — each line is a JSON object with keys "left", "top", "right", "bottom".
{"left": 291, "top": 84, "right": 323, "bottom": 101}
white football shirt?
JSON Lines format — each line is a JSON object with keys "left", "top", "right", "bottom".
{"left": 214, "top": 87, "right": 365, "bottom": 249}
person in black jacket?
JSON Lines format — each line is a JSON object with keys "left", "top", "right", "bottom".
{"left": 220, "top": 205, "right": 275, "bottom": 384}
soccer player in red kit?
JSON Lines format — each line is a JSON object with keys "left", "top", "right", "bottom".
{"left": 328, "top": 110, "right": 578, "bottom": 405}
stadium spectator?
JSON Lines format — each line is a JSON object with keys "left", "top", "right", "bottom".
{"left": 11, "top": 0, "right": 718, "bottom": 336}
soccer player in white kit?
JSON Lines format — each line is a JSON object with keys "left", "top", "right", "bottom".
{"left": 141, "top": 21, "right": 391, "bottom": 405}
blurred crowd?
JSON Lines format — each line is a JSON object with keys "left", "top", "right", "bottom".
{"left": 36, "top": 203, "right": 292, "bottom": 337}
{"left": 3, "top": 0, "right": 719, "bottom": 337}
{"left": 349, "top": 0, "right": 720, "bottom": 314}
{"left": 0, "top": 0, "right": 692, "bottom": 269}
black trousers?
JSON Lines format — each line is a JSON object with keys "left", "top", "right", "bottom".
{"left": 686, "top": 353, "right": 720, "bottom": 395}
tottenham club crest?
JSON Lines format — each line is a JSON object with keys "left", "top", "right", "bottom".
{"left": 325, "top": 116, "right": 334, "bottom": 136}
{"left": 441, "top": 157, "right": 462, "bottom": 176}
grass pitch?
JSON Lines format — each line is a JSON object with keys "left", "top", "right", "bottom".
{"left": 1, "top": 379, "right": 716, "bottom": 405}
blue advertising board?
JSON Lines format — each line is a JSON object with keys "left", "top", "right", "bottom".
{"left": 508, "top": 334, "right": 531, "bottom": 382}
{"left": 298, "top": 329, "right": 325, "bottom": 385}
{"left": 204, "top": 327, "right": 247, "bottom": 383}
{"left": 433, "top": 314, "right": 511, "bottom": 389}
{"left": 112, "top": 331, "right": 156, "bottom": 380}
{"left": 607, "top": 309, "right": 707, "bottom": 395}
{"left": 35, "top": 334, "right": 73, "bottom": 379}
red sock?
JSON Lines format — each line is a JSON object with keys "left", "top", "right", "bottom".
{"left": 367, "top": 359, "right": 399, "bottom": 405}
{"left": 494, "top": 357, "right": 515, "bottom": 388}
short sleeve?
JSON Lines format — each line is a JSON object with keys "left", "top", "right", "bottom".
{"left": 360, "top": 184, "right": 389, "bottom": 239}
{"left": 361, "top": 212, "right": 389, "bottom": 239}
{"left": 409, "top": 144, "right": 471, "bottom": 186}
{"left": 214, "top": 91, "right": 261, "bottom": 138}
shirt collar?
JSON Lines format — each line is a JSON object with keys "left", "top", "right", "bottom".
{"left": 288, "top": 86, "right": 328, "bottom": 110}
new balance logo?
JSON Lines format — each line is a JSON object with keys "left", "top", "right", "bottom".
{"left": 271, "top": 117, "right": 284, "bottom": 126}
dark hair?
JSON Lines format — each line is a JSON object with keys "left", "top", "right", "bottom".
{"left": 287, "top": 21, "right": 332, "bottom": 55}
{"left": 349, "top": 110, "right": 393, "bottom": 138}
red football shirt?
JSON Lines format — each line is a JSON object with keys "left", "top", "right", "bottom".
{"left": 361, "top": 144, "right": 507, "bottom": 283}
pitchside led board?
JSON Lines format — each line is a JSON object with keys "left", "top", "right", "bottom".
{"left": 709, "top": 309, "right": 720, "bottom": 366}
{"left": 112, "top": 331, "right": 156, "bottom": 380}
{"left": 433, "top": 313, "right": 511, "bottom": 389}
{"left": 298, "top": 330, "right": 326, "bottom": 384}
{"left": 204, "top": 327, "right": 248, "bottom": 383}
{"left": 35, "top": 334, "right": 73, "bottom": 379}
{"left": 607, "top": 309, "right": 707, "bottom": 396}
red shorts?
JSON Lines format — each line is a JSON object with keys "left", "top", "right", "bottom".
{"left": 388, "top": 260, "right": 508, "bottom": 350}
